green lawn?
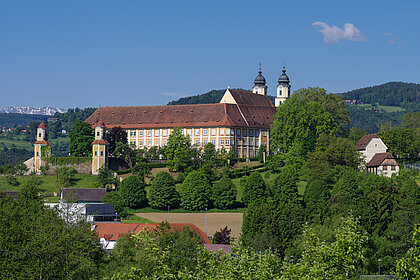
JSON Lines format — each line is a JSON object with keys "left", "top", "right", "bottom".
{"left": 0, "top": 174, "right": 98, "bottom": 194}
{"left": 122, "top": 211, "right": 156, "bottom": 223}
{"left": 0, "top": 136, "right": 33, "bottom": 150}
{"left": 354, "top": 103, "right": 405, "bottom": 113}
{"left": 378, "top": 105, "right": 405, "bottom": 113}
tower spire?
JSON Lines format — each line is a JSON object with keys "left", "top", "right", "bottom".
{"left": 275, "top": 66, "right": 291, "bottom": 106}
{"left": 253, "top": 63, "right": 267, "bottom": 95}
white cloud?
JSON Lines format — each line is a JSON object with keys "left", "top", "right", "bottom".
{"left": 312, "top": 22, "right": 367, "bottom": 44}
{"left": 384, "top": 32, "right": 400, "bottom": 44}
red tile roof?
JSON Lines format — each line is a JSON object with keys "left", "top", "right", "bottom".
{"left": 85, "top": 90, "right": 276, "bottom": 130}
{"left": 356, "top": 134, "right": 379, "bottom": 150}
{"left": 38, "top": 122, "right": 47, "bottom": 129}
{"left": 34, "top": 140, "right": 51, "bottom": 146}
{"left": 92, "top": 139, "right": 109, "bottom": 145}
{"left": 229, "top": 89, "right": 274, "bottom": 107}
{"left": 94, "top": 222, "right": 211, "bottom": 244}
{"left": 368, "top": 152, "right": 398, "bottom": 167}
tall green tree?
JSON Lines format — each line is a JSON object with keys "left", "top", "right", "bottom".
{"left": 119, "top": 175, "right": 147, "bottom": 209}
{"left": 293, "top": 87, "right": 351, "bottom": 130}
{"left": 211, "top": 176, "right": 237, "bottom": 209}
{"left": 179, "top": 171, "right": 212, "bottom": 211}
{"left": 307, "top": 135, "right": 362, "bottom": 182}
{"left": 69, "top": 120, "right": 94, "bottom": 156}
{"left": 202, "top": 142, "right": 217, "bottom": 167}
{"left": 97, "top": 165, "right": 116, "bottom": 187}
{"left": 165, "top": 127, "right": 195, "bottom": 172}
{"left": 107, "top": 126, "right": 128, "bottom": 155}
{"left": 241, "top": 172, "right": 267, "bottom": 206}
{"left": 348, "top": 127, "right": 367, "bottom": 145}
{"left": 303, "top": 178, "right": 330, "bottom": 222}
{"left": 271, "top": 169, "right": 304, "bottom": 255}
{"left": 378, "top": 127, "right": 420, "bottom": 162}
{"left": 114, "top": 142, "right": 137, "bottom": 169}
{"left": 396, "top": 225, "right": 420, "bottom": 280}
{"left": 149, "top": 172, "right": 180, "bottom": 210}
{"left": 402, "top": 112, "right": 420, "bottom": 138}
{"left": 270, "top": 93, "right": 338, "bottom": 160}
{"left": 0, "top": 178, "right": 105, "bottom": 280}
{"left": 281, "top": 215, "right": 367, "bottom": 280}
{"left": 56, "top": 166, "right": 77, "bottom": 188}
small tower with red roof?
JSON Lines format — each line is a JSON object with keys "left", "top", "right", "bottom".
{"left": 92, "top": 121, "right": 109, "bottom": 175}
{"left": 34, "top": 122, "right": 51, "bottom": 173}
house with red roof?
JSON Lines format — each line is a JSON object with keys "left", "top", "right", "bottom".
{"left": 356, "top": 134, "right": 399, "bottom": 177}
{"left": 94, "top": 222, "right": 211, "bottom": 251}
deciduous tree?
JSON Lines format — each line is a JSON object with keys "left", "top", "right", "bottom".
{"left": 180, "top": 171, "right": 212, "bottom": 211}
{"left": 114, "top": 142, "right": 136, "bottom": 169}
{"left": 165, "top": 127, "right": 195, "bottom": 172}
{"left": 119, "top": 175, "right": 147, "bottom": 209}
{"left": 69, "top": 120, "right": 94, "bottom": 156}
{"left": 241, "top": 172, "right": 267, "bottom": 206}
{"left": 0, "top": 178, "right": 105, "bottom": 280}
{"left": 149, "top": 172, "right": 180, "bottom": 210}
{"left": 281, "top": 215, "right": 367, "bottom": 280}
{"left": 211, "top": 176, "right": 237, "bottom": 209}
{"left": 270, "top": 94, "right": 338, "bottom": 160}
{"left": 106, "top": 126, "right": 127, "bottom": 155}
{"left": 378, "top": 127, "right": 420, "bottom": 162}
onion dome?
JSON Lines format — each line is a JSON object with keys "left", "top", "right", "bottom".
{"left": 38, "top": 122, "right": 47, "bottom": 129}
{"left": 278, "top": 67, "right": 290, "bottom": 85}
{"left": 254, "top": 69, "right": 266, "bottom": 86}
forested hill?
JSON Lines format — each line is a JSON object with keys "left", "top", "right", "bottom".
{"left": 167, "top": 89, "right": 276, "bottom": 105}
{"left": 341, "top": 82, "right": 420, "bottom": 111}
{"left": 0, "top": 113, "right": 48, "bottom": 127}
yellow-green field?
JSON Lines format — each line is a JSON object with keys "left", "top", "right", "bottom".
{"left": 355, "top": 103, "right": 405, "bottom": 113}
{"left": 0, "top": 174, "right": 98, "bottom": 194}
{"left": 0, "top": 136, "right": 33, "bottom": 150}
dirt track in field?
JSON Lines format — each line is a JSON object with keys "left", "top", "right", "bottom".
{"left": 135, "top": 212, "right": 243, "bottom": 237}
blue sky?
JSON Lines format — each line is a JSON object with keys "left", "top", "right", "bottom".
{"left": 0, "top": 0, "right": 419, "bottom": 108}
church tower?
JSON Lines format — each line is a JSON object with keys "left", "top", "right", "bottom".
{"left": 34, "top": 122, "right": 51, "bottom": 173}
{"left": 275, "top": 67, "right": 291, "bottom": 106}
{"left": 91, "top": 122, "right": 109, "bottom": 175}
{"left": 252, "top": 66, "right": 267, "bottom": 96}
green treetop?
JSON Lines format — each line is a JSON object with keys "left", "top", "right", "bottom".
{"left": 180, "top": 170, "right": 212, "bottom": 211}
{"left": 165, "top": 127, "right": 195, "bottom": 172}
{"left": 69, "top": 120, "right": 94, "bottom": 156}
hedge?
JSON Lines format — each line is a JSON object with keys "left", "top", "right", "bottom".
{"left": 45, "top": 157, "right": 91, "bottom": 166}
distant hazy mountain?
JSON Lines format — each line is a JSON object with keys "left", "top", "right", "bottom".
{"left": 0, "top": 106, "right": 67, "bottom": 116}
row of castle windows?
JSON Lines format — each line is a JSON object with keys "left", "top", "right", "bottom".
{"left": 128, "top": 128, "right": 267, "bottom": 138}
{"left": 129, "top": 138, "right": 265, "bottom": 148}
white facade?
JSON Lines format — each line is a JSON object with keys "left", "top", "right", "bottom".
{"left": 360, "top": 138, "right": 387, "bottom": 164}
{"left": 275, "top": 84, "right": 291, "bottom": 106}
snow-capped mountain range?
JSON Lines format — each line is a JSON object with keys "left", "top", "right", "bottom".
{"left": 0, "top": 106, "right": 67, "bottom": 116}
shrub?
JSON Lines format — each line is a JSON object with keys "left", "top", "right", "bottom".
{"left": 212, "top": 226, "right": 232, "bottom": 245}
{"left": 180, "top": 171, "right": 212, "bottom": 211}
{"left": 119, "top": 175, "right": 147, "bottom": 209}
{"left": 241, "top": 172, "right": 267, "bottom": 206}
{"left": 212, "top": 176, "right": 237, "bottom": 209}
{"left": 149, "top": 172, "right": 180, "bottom": 210}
